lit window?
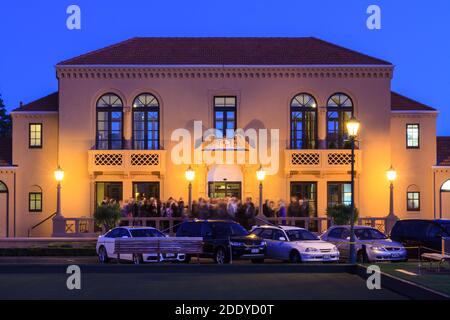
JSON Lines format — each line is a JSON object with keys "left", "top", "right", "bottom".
{"left": 96, "top": 93, "right": 123, "bottom": 150}
{"left": 29, "top": 192, "right": 42, "bottom": 212}
{"left": 327, "top": 182, "right": 352, "bottom": 207}
{"left": 406, "top": 124, "right": 420, "bottom": 148}
{"left": 407, "top": 192, "right": 420, "bottom": 211}
{"left": 29, "top": 124, "right": 42, "bottom": 148}
{"left": 132, "top": 93, "right": 160, "bottom": 150}
{"left": 214, "top": 96, "right": 236, "bottom": 139}
{"left": 326, "top": 93, "right": 353, "bottom": 149}
{"left": 290, "top": 93, "right": 317, "bottom": 149}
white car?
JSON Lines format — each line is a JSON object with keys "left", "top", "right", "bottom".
{"left": 250, "top": 225, "right": 339, "bottom": 263}
{"left": 96, "top": 226, "right": 186, "bottom": 264}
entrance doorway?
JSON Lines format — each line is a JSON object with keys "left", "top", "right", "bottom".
{"left": 290, "top": 182, "right": 318, "bottom": 230}
{"left": 208, "top": 181, "right": 242, "bottom": 199}
{"left": 95, "top": 182, "right": 123, "bottom": 206}
{"left": 133, "top": 182, "right": 160, "bottom": 200}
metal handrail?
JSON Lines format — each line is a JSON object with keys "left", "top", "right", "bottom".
{"left": 28, "top": 212, "right": 56, "bottom": 237}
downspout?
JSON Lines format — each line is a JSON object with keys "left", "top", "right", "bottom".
{"left": 433, "top": 170, "right": 436, "bottom": 220}
{"left": 14, "top": 171, "right": 16, "bottom": 237}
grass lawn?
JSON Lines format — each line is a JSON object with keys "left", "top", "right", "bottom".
{"left": 373, "top": 262, "right": 450, "bottom": 296}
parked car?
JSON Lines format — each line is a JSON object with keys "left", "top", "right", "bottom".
{"left": 321, "top": 225, "right": 407, "bottom": 262}
{"left": 390, "top": 219, "right": 450, "bottom": 258}
{"left": 250, "top": 225, "right": 339, "bottom": 263}
{"left": 176, "top": 220, "right": 266, "bottom": 264}
{"left": 96, "top": 226, "right": 186, "bottom": 264}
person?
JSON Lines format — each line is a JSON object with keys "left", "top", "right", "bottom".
{"left": 277, "top": 200, "right": 287, "bottom": 225}
{"left": 227, "top": 197, "right": 238, "bottom": 220}
{"left": 243, "top": 197, "right": 256, "bottom": 230}
{"left": 198, "top": 198, "right": 209, "bottom": 220}
{"left": 287, "top": 196, "right": 301, "bottom": 218}
{"left": 178, "top": 197, "right": 185, "bottom": 217}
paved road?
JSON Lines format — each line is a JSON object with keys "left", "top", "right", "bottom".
{"left": 0, "top": 263, "right": 405, "bottom": 300}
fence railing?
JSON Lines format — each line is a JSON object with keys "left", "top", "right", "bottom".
{"left": 285, "top": 149, "right": 362, "bottom": 173}
{"left": 51, "top": 216, "right": 388, "bottom": 237}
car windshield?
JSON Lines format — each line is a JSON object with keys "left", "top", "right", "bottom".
{"left": 286, "top": 229, "right": 319, "bottom": 241}
{"left": 354, "top": 228, "right": 387, "bottom": 240}
{"left": 439, "top": 222, "right": 450, "bottom": 235}
{"left": 130, "top": 229, "right": 165, "bottom": 237}
{"left": 214, "top": 223, "right": 249, "bottom": 238}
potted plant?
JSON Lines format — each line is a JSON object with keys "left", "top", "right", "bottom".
{"left": 326, "top": 204, "right": 358, "bottom": 225}
{"left": 94, "top": 203, "right": 121, "bottom": 232}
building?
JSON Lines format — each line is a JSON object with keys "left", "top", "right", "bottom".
{"left": 0, "top": 37, "right": 449, "bottom": 237}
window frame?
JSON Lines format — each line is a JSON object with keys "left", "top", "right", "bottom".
{"left": 406, "top": 191, "right": 421, "bottom": 212}
{"left": 290, "top": 93, "right": 318, "bottom": 150}
{"left": 29, "top": 123, "right": 43, "bottom": 149}
{"left": 326, "top": 93, "right": 354, "bottom": 149}
{"left": 96, "top": 93, "right": 124, "bottom": 150}
{"left": 213, "top": 96, "right": 237, "bottom": 139}
{"left": 327, "top": 182, "right": 352, "bottom": 208}
{"left": 132, "top": 93, "right": 160, "bottom": 150}
{"left": 406, "top": 123, "right": 420, "bottom": 149}
{"left": 28, "top": 192, "right": 43, "bottom": 213}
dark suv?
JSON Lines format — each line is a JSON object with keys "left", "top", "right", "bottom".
{"left": 176, "top": 220, "right": 266, "bottom": 264}
{"left": 390, "top": 219, "right": 450, "bottom": 257}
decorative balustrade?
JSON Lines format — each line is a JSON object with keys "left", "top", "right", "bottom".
{"left": 88, "top": 150, "right": 166, "bottom": 174}
{"left": 285, "top": 149, "right": 362, "bottom": 173}
{"left": 50, "top": 216, "right": 388, "bottom": 237}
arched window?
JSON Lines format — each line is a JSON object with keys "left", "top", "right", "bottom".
{"left": 326, "top": 93, "right": 353, "bottom": 149}
{"left": 0, "top": 181, "right": 7, "bottom": 193}
{"left": 406, "top": 185, "right": 420, "bottom": 211}
{"left": 290, "top": 93, "right": 317, "bottom": 149}
{"left": 132, "top": 93, "right": 160, "bottom": 150}
{"left": 96, "top": 93, "right": 123, "bottom": 150}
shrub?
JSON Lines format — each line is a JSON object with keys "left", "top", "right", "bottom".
{"left": 326, "top": 204, "right": 358, "bottom": 225}
{"left": 94, "top": 203, "right": 121, "bottom": 232}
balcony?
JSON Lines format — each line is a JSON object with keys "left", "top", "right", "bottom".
{"left": 285, "top": 149, "right": 362, "bottom": 174}
{"left": 88, "top": 150, "right": 166, "bottom": 175}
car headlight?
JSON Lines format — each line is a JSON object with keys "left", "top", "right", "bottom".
{"left": 331, "top": 246, "right": 338, "bottom": 252}
{"left": 370, "top": 246, "right": 386, "bottom": 251}
{"left": 260, "top": 241, "right": 267, "bottom": 246}
{"left": 230, "top": 242, "right": 244, "bottom": 247}
{"left": 305, "top": 247, "right": 319, "bottom": 252}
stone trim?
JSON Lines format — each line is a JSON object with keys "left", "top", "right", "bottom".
{"left": 56, "top": 66, "right": 393, "bottom": 80}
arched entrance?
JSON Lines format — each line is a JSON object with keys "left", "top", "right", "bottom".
{"left": 440, "top": 180, "right": 450, "bottom": 219}
{"left": 207, "top": 165, "right": 243, "bottom": 199}
{"left": 0, "top": 181, "right": 9, "bottom": 237}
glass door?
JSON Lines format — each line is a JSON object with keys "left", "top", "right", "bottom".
{"left": 132, "top": 182, "right": 160, "bottom": 200}
{"left": 208, "top": 181, "right": 241, "bottom": 199}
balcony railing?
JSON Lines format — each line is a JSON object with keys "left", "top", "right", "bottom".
{"left": 88, "top": 150, "right": 166, "bottom": 175}
{"left": 285, "top": 149, "right": 362, "bottom": 174}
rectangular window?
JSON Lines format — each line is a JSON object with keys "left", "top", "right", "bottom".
{"left": 406, "top": 124, "right": 420, "bottom": 148}
{"left": 214, "top": 96, "right": 236, "bottom": 139}
{"left": 407, "top": 192, "right": 420, "bottom": 211}
{"left": 327, "top": 182, "right": 352, "bottom": 208}
{"left": 29, "top": 123, "right": 42, "bottom": 148}
{"left": 29, "top": 192, "right": 42, "bottom": 212}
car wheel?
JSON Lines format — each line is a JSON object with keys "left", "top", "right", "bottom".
{"left": 98, "top": 246, "right": 109, "bottom": 264}
{"left": 251, "top": 259, "right": 265, "bottom": 264}
{"left": 289, "top": 250, "right": 302, "bottom": 263}
{"left": 357, "top": 249, "right": 369, "bottom": 263}
{"left": 183, "top": 256, "right": 192, "bottom": 264}
{"left": 133, "top": 253, "right": 143, "bottom": 265}
{"left": 214, "top": 247, "right": 229, "bottom": 264}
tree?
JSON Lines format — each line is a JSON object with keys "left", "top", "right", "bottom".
{"left": 0, "top": 95, "right": 12, "bottom": 137}
{"left": 94, "top": 203, "right": 122, "bottom": 232}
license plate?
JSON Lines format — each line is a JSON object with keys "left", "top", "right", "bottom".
{"left": 251, "top": 249, "right": 259, "bottom": 254}
{"left": 166, "top": 253, "right": 175, "bottom": 257}
{"left": 391, "top": 253, "right": 399, "bottom": 258}
{"left": 323, "top": 255, "right": 331, "bottom": 260}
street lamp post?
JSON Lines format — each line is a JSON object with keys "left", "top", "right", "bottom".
{"left": 386, "top": 166, "right": 398, "bottom": 233}
{"left": 256, "top": 166, "right": 266, "bottom": 216}
{"left": 185, "top": 166, "right": 195, "bottom": 213}
{"left": 52, "top": 166, "right": 65, "bottom": 237}
{"left": 346, "top": 117, "right": 360, "bottom": 264}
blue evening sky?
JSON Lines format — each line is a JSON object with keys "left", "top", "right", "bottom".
{"left": 0, "top": 0, "right": 449, "bottom": 134}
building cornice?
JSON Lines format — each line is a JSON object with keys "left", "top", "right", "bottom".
{"left": 11, "top": 111, "right": 58, "bottom": 118}
{"left": 391, "top": 111, "right": 438, "bottom": 118}
{"left": 56, "top": 65, "right": 394, "bottom": 80}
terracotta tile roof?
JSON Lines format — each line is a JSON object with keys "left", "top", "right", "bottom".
{"left": 0, "top": 136, "right": 12, "bottom": 166}
{"left": 391, "top": 92, "right": 436, "bottom": 111}
{"left": 57, "top": 37, "right": 392, "bottom": 66}
{"left": 12, "top": 92, "right": 59, "bottom": 112}
{"left": 437, "top": 137, "right": 450, "bottom": 166}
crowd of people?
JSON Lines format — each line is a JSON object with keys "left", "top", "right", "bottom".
{"left": 102, "top": 195, "right": 314, "bottom": 230}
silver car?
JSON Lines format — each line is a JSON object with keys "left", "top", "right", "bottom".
{"left": 251, "top": 225, "right": 339, "bottom": 263}
{"left": 321, "top": 225, "right": 408, "bottom": 262}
